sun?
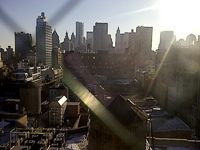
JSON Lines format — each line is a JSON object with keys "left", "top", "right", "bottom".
{"left": 157, "top": 0, "right": 200, "bottom": 37}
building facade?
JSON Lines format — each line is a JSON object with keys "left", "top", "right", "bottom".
{"left": 70, "top": 32, "right": 76, "bottom": 51}
{"left": 15, "top": 32, "right": 32, "bottom": 59}
{"left": 115, "top": 27, "right": 129, "bottom": 53}
{"left": 52, "top": 47, "right": 62, "bottom": 68}
{"left": 61, "top": 31, "right": 70, "bottom": 52}
{"left": 159, "top": 31, "right": 176, "bottom": 51}
{"left": 36, "top": 12, "right": 52, "bottom": 66}
{"left": 6, "top": 46, "right": 14, "bottom": 62}
{"left": 52, "top": 30, "right": 60, "bottom": 48}
{"left": 49, "top": 96, "right": 67, "bottom": 127}
{"left": 75, "top": 22, "right": 84, "bottom": 52}
{"left": 86, "top": 32, "right": 93, "bottom": 53}
{"left": 93, "top": 23, "right": 110, "bottom": 53}
{"left": 135, "top": 26, "right": 153, "bottom": 53}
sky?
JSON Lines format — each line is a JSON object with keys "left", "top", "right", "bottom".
{"left": 0, "top": 0, "right": 200, "bottom": 50}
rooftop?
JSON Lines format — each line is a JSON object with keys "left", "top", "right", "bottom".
{"left": 58, "top": 96, "right": 67, "bottom": 106}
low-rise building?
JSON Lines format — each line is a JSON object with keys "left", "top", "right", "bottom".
{"left": 48, "top": 96, "right": 67, "bottom": 127}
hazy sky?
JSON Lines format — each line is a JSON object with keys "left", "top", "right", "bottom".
{"left": 0, "top": 0, "right": 200, "bottom": 50}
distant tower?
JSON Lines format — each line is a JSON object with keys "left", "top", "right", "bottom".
{"left": 52, "top": 30, "right": 60, "bottom": 48}
{"left": 186, "top": 34, "right": 197, "bottom": 46}
{"left": 36, "top": 12, "right": 52, "bottom": 66}
{"left": 70, "top": 32, "right": 76, "bottom": 51}
{"left": 159, "top": 31, "right": 176, "bottom": 51}
{"left": 136, "top": 26, "right": 153, "bottom": 52}
{"left": 6, "top": 46, "right": 14, "bottom": 61}
{"left": 15, "top": 32, "right": 32, "bottom": 59}
{"left": 86, "top": 32, "right": 93, "bottom": 53}
{"left": 93, "top": 22, "right": 109, "bottom": 53}
{"left": 64, "top": 31, "right": 70, "bottom": 51}
{"left": 115, "top": 27, "right": 121, "bottom": 52}
{"left": 52, "top": 47, "right": 62, "bottom": 68}
{"left": 75, "top": 22, "right": 84, "bottom": 51}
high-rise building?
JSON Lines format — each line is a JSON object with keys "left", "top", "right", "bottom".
{"left": 0, "top": 47, "right": 4, "bottom": 53}
{"left": 6, "top": 46, "right": 14, "bottom": 60}
{"left": 36, "top": 12, "right": 52, "bottom": 66}
{"left": 115, "top": 27, "right": 129, "bottom": 53}
{"left": 128, "top": 29, "right": 137, "bottom": 54}
{"left": 86, "top": 32, "right": 93, "bottom": 53}
{"left": 15, "top": 32, "right": 32, "bottom": 59}
{"left": 159, "top": 31, "right": 176, "bottom": 50}
{"left": 136, "top": 26, "right": 153, "bottom": 52}
{"left": 0, "top": 47, "right": 6, "bottom": 63}
{"left": 61, "top": 31, "right": 70, "bottom": 52}
{"left": 0, "top": 52, "right": 3, "bottom": 68}
{"left": 115, "top": 27, "right": 121, "bottom": 52}
{"left": 52, "top": 47, "right": 62, "bottom": 68}
{"left": 0, "top": 47, "right": 4, "bottom": 62}
{"left": 52, "top": 30, "right": 60, "bottom": 48}
{"left": 70, "top": 32, "right": 76, "bottom": 51}
{"left": 93, "top": 22, "right": 110, "bottom": 53}
{"left": 107, "top": 34, "right": 114, "bottom": 51}
{"left": 75, "top": 21, "right": 84, "bottom": 51}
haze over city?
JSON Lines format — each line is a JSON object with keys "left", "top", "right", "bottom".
{"left": 1, "top": 0, "right": 200, "bottom": 50}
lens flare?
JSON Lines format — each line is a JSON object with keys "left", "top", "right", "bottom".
{"left": 158, "top": 0, "right": 200, "bottom": 36}
{"left": 62, "top": 67, "right": 138, "bottom": 147}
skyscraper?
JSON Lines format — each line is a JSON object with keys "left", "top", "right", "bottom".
{"left": 70, "top": 32, "right": 76, "bottom": 51}
{"left": 0, "top": 52, "right": 3, "bottom": 68}
{"left": 93, "top": 22, "right": 110, "bottom": 53}
{"left": 6, "top": 46, "right": 14, "bottom": 61}
{"left": 136, "top": 26, "right": 153, "bottom": 52}
{"left": 115, "top": 27, "right": 129, "bottom": 53}
{"left": 75, "top": 21, "right": 84, "bottom": 51}
{"left": 36, "top": 12, "right": 52, "bottom": 66}
{"left": 159, "top": 31, "right": 176, "bottom": 50}
{"left": 52, "top": 47, "right": 62, "bottom": 68}
{"left": 86, "top": 32, "right": 93, "bottom": 53}
{"left": 61, "top": 31, "right": 70, "bottom": 52}
{"left": 52, "top": 30, "right": 60, "bottom": 48}
{"left": 15, "top": 32, "right": 32, "bottom": 59}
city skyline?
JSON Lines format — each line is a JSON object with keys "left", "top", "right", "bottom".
{"left": 1, "top": 0, "right": 200, "bottom": 50}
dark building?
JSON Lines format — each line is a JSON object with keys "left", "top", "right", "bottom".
{"left": 0, "top": 47, "right": 4, "bottom": 53}
{"left": 64, "top": 53, "right": 147, "bottom": 149}
{"left": 15, "top": 32, "right": 32, "bottom": 59}
{"left": 49, "top": 84, "right": 68, "bottom": 101}
{"left": 61, "top": 31, "right": 70, "bottom": 52}
{"left": 75, "top": 21, "right": 84, "bottom": 52}
{"left": 88, "top": 95, "right": 147, "bottom": 150}
{"left": 36, "top": 12, "right": 52, "bottom": 66}
{"left": 52, "top": 47, "right": 62, "bottom": 68}
{"left": 93, "top": 23, "right": 109, "bottom": 53}
{"left": 70, "top": 32, "right": 76, "bottom": 51}
{"left": 86, "top": 31, "right": 93, "bottom": 53}
{"left": 52, "top": 30, "right": 60, "bottom": 48}
{"left": 153, "top": 44, "right": 200, "bottom": 138}
{"left": 20, "top": 83, "right": 42, "bottom": 115}
{"left": 6, "top": 46, "right": 14, "bottom": 62}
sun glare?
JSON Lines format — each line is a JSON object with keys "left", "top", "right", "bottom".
{"left": 158, "top": 0, "right": 200, "bottom": 36}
